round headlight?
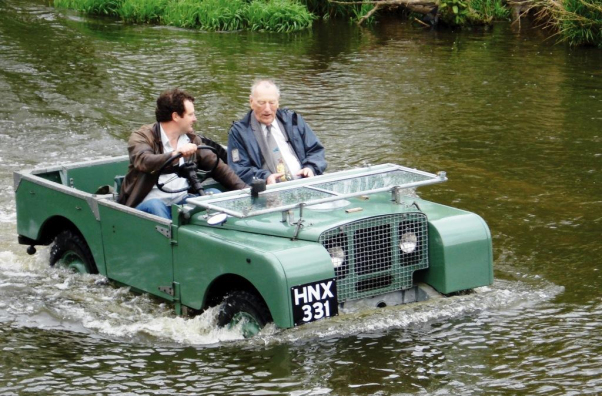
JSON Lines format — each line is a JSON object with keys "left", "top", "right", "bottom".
{"left": 399, "top": 232, "right": 418, "bottom": 254}
{"left": 327, "top": 246, "right": 345, "bottom": 268}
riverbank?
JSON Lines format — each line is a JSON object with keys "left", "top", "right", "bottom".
{"left": 53, "top": 0, "right": 602, "bottom": 47}
{"left": 54, "top": 0, "right": 315, "bottom": 32}
{"left": 535, "top": 0, "right": 602, "bottom": 47}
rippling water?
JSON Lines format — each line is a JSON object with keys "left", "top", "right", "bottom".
{"left": 1, "top": 0, "right": 601, "bottom": 394}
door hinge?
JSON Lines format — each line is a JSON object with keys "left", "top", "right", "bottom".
{"left": 158, "top": 285, "right": 174, "bottom": 296}
{"left": 155, "top": 225, "right": 171, "bottom": 239}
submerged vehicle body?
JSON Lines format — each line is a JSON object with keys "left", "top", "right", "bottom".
{"left": 14, "top": 157, "right": 493, "bottom": 336}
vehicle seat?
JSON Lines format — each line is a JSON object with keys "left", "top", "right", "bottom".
{"left": 113, "top": 175, "right": 125, "bottom": 201}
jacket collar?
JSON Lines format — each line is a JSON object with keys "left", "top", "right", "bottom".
{"left": 153, "top": 121, "right": 197, "bottom": 150}
{"left": 152, "top": 122, "right": 164, "bottom": 153}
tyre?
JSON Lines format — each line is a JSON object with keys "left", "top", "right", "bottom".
{"left": 49, "top": 230, "right": 98, "bottom": 274}
{"left": 217, "top": 290, "right": 272, "bottom": 338}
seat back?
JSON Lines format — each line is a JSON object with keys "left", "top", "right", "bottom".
{"left": 113, "top": 175, "right": 125, "bottom": 200}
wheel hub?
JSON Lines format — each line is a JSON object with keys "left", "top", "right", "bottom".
{"left": 230, "top": 312, "right": 262, "bottom": 338}
{"left": 58, "top": 250, "right": 89, "bottom": 274}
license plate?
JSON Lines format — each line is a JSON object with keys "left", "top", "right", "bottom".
{"left": 291, "top": 278, "right": 338, "bottom": 326}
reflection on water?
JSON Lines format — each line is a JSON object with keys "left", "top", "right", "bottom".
{"left": 1, "top": 0, "right": 601, "bottom": 394}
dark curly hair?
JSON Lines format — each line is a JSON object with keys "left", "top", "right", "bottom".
{"left": 155, "top": 89, "right": 195, "bottom": 122}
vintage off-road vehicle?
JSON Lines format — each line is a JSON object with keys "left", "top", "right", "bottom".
{"left": 14, "top": 154, "right": 493, "bottom": 336}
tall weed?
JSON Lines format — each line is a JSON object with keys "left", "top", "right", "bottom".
{"left": 119, "top": 0, "right": 168, "bottom": 23}
{"left": 537, "top": 0, "right": 602, "bottom": 47}
{"left": 162, "top": 0, "right": 246, "bottom": 30}
{"left": 469, "top": 0, "right": 509, "bottom": 21}
{"left": 54, "top": 0, "right": 124, "bottom": 15}
{"left": 245, "top": 0, "right": 314, "bottom": 32}
{"left": 197, "top": 0, "right": 246, "bottom": 31}
{"left": 351, "top": 3, "right": 380, "bottom": 25}
{"left": 55, "top": 0, "right": 314, "bottom": 32}
{"left": 162, "top": 0, "right": 203, "bottom": 29}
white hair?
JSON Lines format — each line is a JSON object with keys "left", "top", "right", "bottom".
{"left": 250, "top": 79, "right": 280, "bottom": 98}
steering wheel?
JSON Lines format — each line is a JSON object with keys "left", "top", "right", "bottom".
{"left": 155, "top": 145, "right": 220, "bottom": 194}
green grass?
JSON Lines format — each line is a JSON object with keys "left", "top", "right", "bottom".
{"left": 469, "top": 0, "right": 510, "bottom": 21}
{"left": 53, "top": 0, "right": 602, "bottom": 46}
{"left": 161, "top": 0, "right": 246, "bottom": 30}
{"left": 245, "top": 0, "right": 315, "bottom": 32}
{"left": 119, "top": 0, "right": 168, "bottom": 23}
{"left": 55, "top": 0, "right": 124, "bottom": 15}
{"left": 54, "top": 0, "right": 314, "bottom": 32}
{"left": 198, "top": 0, "right": 246, "bottom": 31}
{"left": 539, "top": 0, "right": 602, "bottom": 47}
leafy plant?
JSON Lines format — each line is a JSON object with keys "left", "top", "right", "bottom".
{"left": 54, "top": 0, "right": 124, "bottom": 15}
{"left": 197, "top": 0, "right": 246, "bottom": 31}
{"left": 536, "top": 0, "right": 602, "bottom": 47}
{"left": 351, "top": 3, "right": 379, "bottom": 25}
{"left": 439, "top": 0, "right": 471, "bottom": 25}
{"left": 119, "top": 0, "right": 168, "bottom": 23}
{"left": 54, "top": 0, "right": 315, "bottom": 32}
{"left": 245, "top": 0, "right": 315, "bottom": 32}
{"left": 469, "top": 0, "right": 509, "bottom": 21}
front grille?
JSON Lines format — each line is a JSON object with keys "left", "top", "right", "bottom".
{"left": 319, "top": 213, "right": 428, "bottom": 302}
{"left": 354, "top": 224, "right": 392, "bottom": 275}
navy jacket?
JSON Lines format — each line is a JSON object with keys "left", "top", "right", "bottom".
{"left": 227, "top": 109, "right": 327, "bottom": 185}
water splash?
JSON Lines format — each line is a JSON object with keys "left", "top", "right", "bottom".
{"left": 0, "top": 246, "right": 564, "bottom": 347}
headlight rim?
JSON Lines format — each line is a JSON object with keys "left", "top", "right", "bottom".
{"left": 399, "top": 232, "right": 418, "bottom": 254}
{"left": 327, "top": 246, "right": 346, "bottom": 268}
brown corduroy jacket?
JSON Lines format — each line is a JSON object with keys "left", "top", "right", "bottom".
{"left": 118, "top": 123, "right": 246, "bottom": 208}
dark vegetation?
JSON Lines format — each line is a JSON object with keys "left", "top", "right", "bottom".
{"left": 53, "top": 0, "right": 602, "bottom": 47}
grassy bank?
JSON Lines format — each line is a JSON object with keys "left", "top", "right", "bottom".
{"left": 53, "top": 0, "right": 602, "bottom": 47}
{"left": 54, "top": 0, "right": 315, "bottom": 32}
{"left": 328, "top": 0, "right": 601, "bottom": 47}
{"left": 537, "top": 0, "right": 602, "bottom": 47}
{"left": 52, "top": 0, "right": 511, "bottom": 30}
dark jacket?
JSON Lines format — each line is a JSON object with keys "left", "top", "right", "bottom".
{"left": 227, "top": 109, "right": 327, "bottom": 184}
{"left": 118, "top": 123, "right": 246, "bottom": 208}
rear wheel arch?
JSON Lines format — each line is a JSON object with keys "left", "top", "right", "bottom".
{"left": 32, "top": 216, "right": 98, "bottom": 274}
{"left": 36, "top": 216, "right": 80, "bottom": 245}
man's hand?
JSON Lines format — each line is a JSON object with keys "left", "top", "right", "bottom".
{"left": 296, "top": 167, "right": 314, "bottom": 178}
{"left": 173, "top": 143, "right": 198, "bottom": 158}
{"left": 266, "top": 172, "right": 284, "bottom": 185}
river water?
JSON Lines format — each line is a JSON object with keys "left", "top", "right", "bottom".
{"left": 1, "top": 0, "right": 601, "bottom": 394}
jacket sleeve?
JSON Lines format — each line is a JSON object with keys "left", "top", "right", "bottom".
{"left": 128, "top": 129, "right": 172, "bottom": 173}
{"left": 197, "top": 146, "right": 247, "bottom": 191}
{"left": 227, "top": 125, "right": 271, "bottom": 185}
{"left": 295, "top": 113, "right": 327, "bottom": 175}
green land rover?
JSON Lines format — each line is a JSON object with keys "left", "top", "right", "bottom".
{"left": 14, "top": 155, "right": 493, "bottom": 337}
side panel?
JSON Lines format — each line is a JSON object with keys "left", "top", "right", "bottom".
{"left": 98, "top": 201, "right": 174, "bottom": 301}
{"left": 65, "top": 160, "right": 129, "bottom": 194}
{"left": 15, "top": 178, "right": 106, "bottom": 274}
{"left": 174, "top": 227, "right": 334, "bottom": 329}
{"left": 418, "top": 208, "right": 493, "bottom": 294}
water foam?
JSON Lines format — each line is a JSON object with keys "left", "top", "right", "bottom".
{"left": 1, "top": 245, "right": 564, "bottom": 346}
{"left": 256, "top": 278, "right": 564, "bottom": 346}
{"left": 0, "top": 248, "right": 257, "bottom": 343}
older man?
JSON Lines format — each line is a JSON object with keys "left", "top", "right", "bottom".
{"left": 119, "top": 88, "right": 246, "bottom": 219}
{"left": 227, "top": 79, "right": 326, "bottom": 185}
